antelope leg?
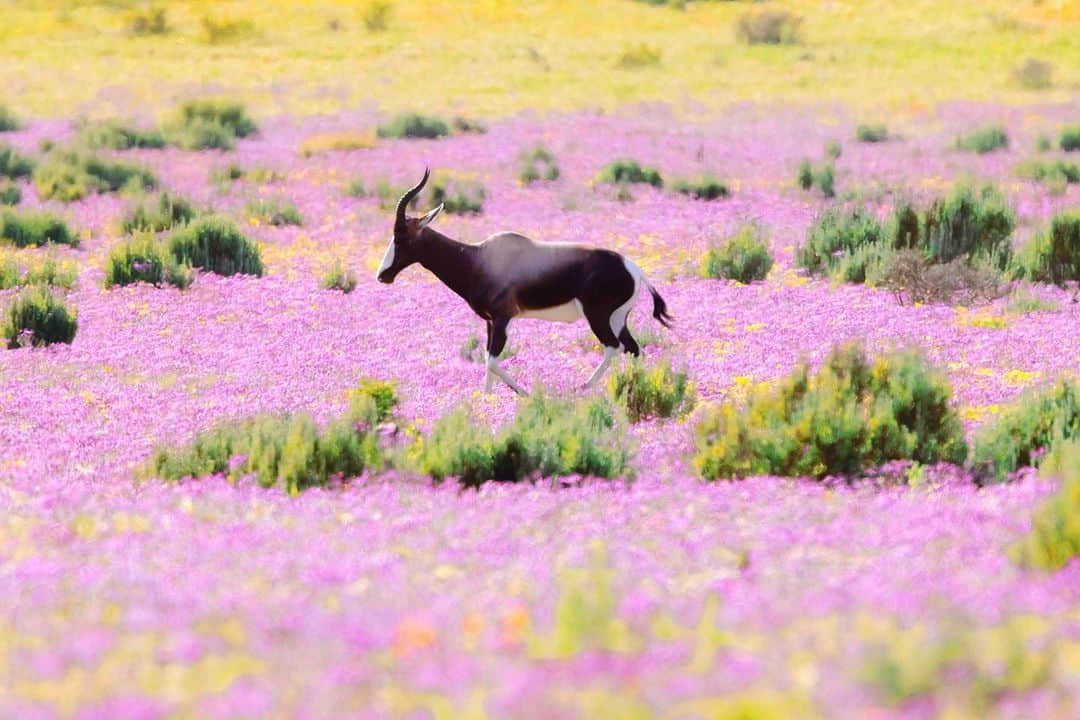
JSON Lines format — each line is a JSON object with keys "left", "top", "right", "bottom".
{"left": 583, "top": 346, "right": 619, "bottom": 389}
{"left": 486, "top": 354, "right": 528, "bottom": 396}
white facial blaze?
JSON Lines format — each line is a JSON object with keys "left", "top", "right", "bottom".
{"left": 376, "top": 239, "right": 396, "bottom": 278}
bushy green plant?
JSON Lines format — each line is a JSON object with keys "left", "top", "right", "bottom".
{"left": 1060, "top": 125, "right": 1080, "bottom": 152}
{"left": 128, "top": 5, "right": 169, "bottom": 36}
{"left": 2, "top": 285, "right": 78, "bottom": 349}
{"left": 1014, "top": 439, "right": 1080, "bottom": 570}
{"left": 970, "top": 380, "right": 1080, "bottom": 484}
{"left": 0, "top": 105, "right": 20, "bottom": 132}
{"left": 671, "top": 175, "right": 729, "bottom": 200}
{"left": 735, "top": 10, "right": 801, "bottom": 45}
{"left": 955, "top": 126, "right": 1009, "bottom": 154}
{"left": 164, "top": 99, "right": 257, "bottom": 150}
{"left": 0, "top": 180, "right": 20, "bottom": 206}
{"left": 412, "top": 389, "right": 631, "bottom": 487}
{"left": 1012, "top": 212, "right": 1080, "bottom": 288}
{"left": 200, "top": 15, "right": 257, "bottom": 44}
{"left": 0, "top": 145, "right": 34, "bottom": 179}
{"left": 139, "top": 379, "right": 395, "bottom": 493}
{"left": 167, "top": 119, "right": 236, "bottom": 151}
{"left": 245, "top": 197, "right": 303, "bottom": 226}
{"left": 77, "top": 120, "right": 166, "bottom": 150}
{"left": 855, "top": 124, "right": 888, "bottom": 143}
{"left": 797, "top": 205, "right": 886, "bottom": 281}
{"left": 423, "top": 175, "right": 485, "bottom": 214}
{"left": 210, "top": 164, "right": 246, "bottom": 184}
{"left": 32, "top": 150, "right": 156, "bottom": 202}
{"left": 322, "top": 260, "right": 357, "bottom": 293}
{"left": 615, "top": 44, "right": 662, "bottom": 69}
{"left": 0, "top": 250, "right": 77, "bottom": 290}
{"left": 121, "top": 192, "right": 196, "bottom": 234}
{"left": 104, "top": 233, "right": 192, "bottom": 289}
{"left": 921, "top": 183, "right": 1015, "bottom": 269}
{"left": 363, "top": 1, "right": 393, "bottom": 32}
{"left": 1015, "top": 158, "right": 1080, "bottom": 185}
{"left": 694, "top": 342, "right": 967, "bottom": 480}
{"left": 796, "top": 159, "right": 835, "bottom": 197}
{"left": 0, "top": 210, "right": 78, "bottom": 248}
{"left": 166, "top": 216, "right": 263, "bottom": 277}
{"left": 701, "top": 224, "right": 773, "bottom": 283}
{"left": 452, "top": 117, "right": 487, "bottom": 134}
{"left": 519, "top": 145, "right": 560, "bottom": 185}
{"left": 825, "top": 139, "right": 843, "bottom": 160}
{"left": 376, "top": 113, "right": 450, "bottom": 140}
{"left": 598, "top": 159, "right": 663, "bottom": 188}
{"left": 607, "top": 357, "right": 695, "bottom": 422}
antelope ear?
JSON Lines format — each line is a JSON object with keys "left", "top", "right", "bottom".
{"left": 417, "top": 204, "right": 444, "bottom": 229}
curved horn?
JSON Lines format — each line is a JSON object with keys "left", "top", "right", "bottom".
{"left": 395, "top": 168, "right": 430, "bottom": 230}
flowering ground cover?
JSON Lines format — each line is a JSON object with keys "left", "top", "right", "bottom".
{"left": 1, "top": 97, "right": 1078, "bottom": 717}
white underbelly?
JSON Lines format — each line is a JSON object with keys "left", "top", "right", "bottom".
{"left": 518, "top": 300, "right": 584, "bottom": 324}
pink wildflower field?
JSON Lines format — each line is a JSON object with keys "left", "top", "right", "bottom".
{"left": 2, "top": 100, "right": 1080, "bottom": 719}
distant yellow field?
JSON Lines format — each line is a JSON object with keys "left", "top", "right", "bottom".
{"left": 1, "top": 0, "right": 1078, "bottom": 119}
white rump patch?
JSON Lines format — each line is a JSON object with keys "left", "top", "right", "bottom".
{"left": 610, "top": 257, "right": 643, "bottom": 337}
{"left": 376, "top": 240, "right": 395, "bottom": 277}
{"left": 518, "top": 300, "right": 584, "bottom": 324}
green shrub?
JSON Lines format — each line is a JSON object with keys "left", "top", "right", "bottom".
{"left": 0, "top": 145, "right": 34, "bottom": 179}
{"left": 412, "top": 390, "right": 631, "bottom": 487}
{"left": 1016, "top": 159, "right": 1080, "bottom": 185}
{"left": 598, "top": 159, "right": 663, "bottom": 188}
{"left": 210, "top": 164, "right": 246, "bottom": 184}
{"left": 921, "top": 183, "right": 1014, "bottom": 269}
{"left": 376, "top": 113, "right": 450, "bottom": 140}
{"left": 956, "top": 126, "right": 1009, "bottom": 154}
{"left": 970, "top": 380, "right": 1080, "bottom": 484}
{"left": 1012, "top": 212, "right": 1080, "bottom": 288}
{"left": 0, "top": 210, "right": 78, "bottom": 248}
{"left": 343, "top": 178, "right": 368, "bottom": 198}
{"left": 671, "top": 175, "right": 729, "bottom": 201}
{"left": 1060, "top": 125, "right": 1080, "bottom": 152}
{"left": 1014, "top": 439, "right": 1080, "bottom": 570}
{"left": 166, "top": 216, "right": 263, "bottom": 277}
{"left": 422, "top": 175, "right": 485, "bottom": 215}
{"left": 77, "top": 120, "right": 166, "bottom": 150}
{"left": 0, "top": 180, "right": 20, "bottom": 206}
{"left": 166, "top": 119, "right": 237, "bottom": 151}
{"left": 0, "top": 252, "right": 15, "bottom": 289}
{"left": 1036, "top": 134, "right": 1052, "bottom": 152}
{"left": 164, "top": 99, "right": 257, "bottom": 150}
{"left": 825, "top": 139, "right": 843, "bottom": 160}
{"left": 694, "top": 342, "right": 967, "bottom": 480}
{"left": 128, "top": 5, "right": 169, "bottom": 36}
{"left": 796, "top": 159, "right": 835, "bottom": 197}
{"left": 0, "top": 250, "right": 77, "bottom": 290}
{"left": 797, "top": 205, "right": 886, "bottom": 282}
{"left": 0, "top": 105, "right": 20, "bottom": 132}
{"left": 104, "top": 233, "right": 193, "bottom": 289}
{"left": 451, "top": 117, "right": 487, "bottom": 134}
{"left": 701, "top": 224, "right": 773, "bottom": 283}
{"left": 322, "top": 260, "right": 357, "bottom": 293}
{"left": 139, "top": 379, "right": 395, "bottom": 493}
{"left": 32, "top": 150, "right": 156, "bottom": 202}
{"left": 615, "top": 44, "right": 662, "bottom": 69}
{"left": 607, "top": 357, "right": 695, "bottom": 422}
{"left": 855, "top": 124, "right": 888, "bottom": 143}
{"left": 519, "top": 145, "right": 560, "bottom": 185}
{"left": 121, "top": 192, "right": 197, "bottom": 234}
{"left": 797, "top": 159, "right": 814, "bottom": 190}
{"left": 363, "top": 1, "right": 393, "bottom": 32}
{"left": 200, "top": 15, "right": 257, "bottom": 44}
{"left": 245, "top": 197, "right": 303, "bottom": 226}
{"left": 735, "top": 10, "right": 801, "bottom": 45}
{"left": 2, "top": 285, "right": 78, "bottom": 349}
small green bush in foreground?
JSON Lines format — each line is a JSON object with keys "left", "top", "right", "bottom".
{"left": 322, "top": 260, "right": 357, "bottom": 293}
{"left": 1012, "top": 211, "right": 1080, "bottom": 289}
{"left": 607, "top": 357, "right": 695, "bottom": 422}
{"left": 1014, "top": 439, "right": 1080, "bottom": 571}
{"left": 3, "top": 285, "right": 78, "bottom": 348}
{"left": 104, "top": 233, "right": 193, "bottom": 289}
{"left": 166, "top": 216, "right": 263, "bottom": 277}
{"left": 955, "top": 125, "right": 1009, "bottom": 154}
{"left": 0, "top": 144, "right": 34, "bottom": 179}
{"left": 1, "top": 210, "right": 78, "bottom": 248}
{"left": 701, "top": 224, "right": 773, "bottom": 283}
{"left": 121, "top": 192, "right": 197, "bottom": 234}
{"left": 0, "top": 250, "right": 77, "bottom": 290}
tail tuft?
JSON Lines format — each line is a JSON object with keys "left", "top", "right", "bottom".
{"left": 648, "top": 285, "right": 673, "bottom": 329}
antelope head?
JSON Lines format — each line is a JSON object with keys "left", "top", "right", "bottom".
{"left": 376, "top": 168, "right": 444, "bottom": 284}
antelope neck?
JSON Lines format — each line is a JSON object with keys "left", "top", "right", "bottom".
{"left": 414, "top": 227, "right": 478, "bottom": 303}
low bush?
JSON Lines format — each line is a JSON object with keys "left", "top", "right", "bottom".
{"left": 200, "top": 15, "right": 257, "bottom": 44}
{"left": 299, "top": 131, "right": 375, "bottom": 157}
{"left": 970, "top": 380, "right": 1080, "bottom": 484}
{"left": 128, "top": 5, "right": 169, "bottom": 36}
{"left": 1060, "top": 125, "right": 1080, "bottom": 152}
{"left": 210, "top": 164, "right": 246, "bottom": 184}
{"left": 33, "top": 150, "right": 156, "bottom": 202}
{"left": 77, "top": 120, "right": 166, "bottom": 150}
{"left": 735, "top": 10, "right": 801, "bottom": 45}
{"left": 2, "top": 285, "right": 78, "bottom": 349}
{"left": 452, "top": 117, "right": 487, "bottom": 135}
{"left": 245, "top": 197, "right": 303, "bottom": 226}
{"left": 0, "top": 180, "right": 20, "bottom": 206}
{"left": 955, "top": 126, "right": 1009, "bottom": 154}
{"left": 139, "top": 379, "right": 395, "bottom": 493}
{"left": 363, "top": 1, "right": 393, "bottom": 32}
{"left": 412, "top": 390, "right": 631, "bottom": 487}
{"left": 694, "top": 342, "right": 967, "bottom": 480}
{"left": 607, "top": 357, "right": 695, "bottom": 422}
{"left": 615, "top": 44, "right": 662, "bottom": 69}
{"left": 796, "top": 159, "right": 835, "bottom": 197}
{"left": 1013, "top": 58, "right": 1052, "bottom": 90}
{"left": 164, "top": 99, "right": 257, "bottom": 150}
{"left": 166, "top": 119, "right": 236, "bottom": 151}
{"left": 1014, "top": 439, "right": 1080, "bottom": 570}
{"left": 376, "top": 113, "right": 449, "bottom": 140}
{"left": 825, "top": 139, "right": 843, "bottom": 160}
{"left": 1016, "top": 158, "right": 1080, "bottom": 186}
{"left": 855, "top": 124, "right": 888, "bottom": 143}
{"left": 0, "top": 145, "right": 34, "bottom": 179}
{"left": 322, "top": 260, "right": 357, "bottom": 293}
{"left": 104, "top": 233, "right": 193, "bottom": 289}
{"left": 0, "top": 105, "right": 20, "bottom": 132}
{"left": 519, "top": 145, "right": 560, "bottom": 185}
{"left": 597, "top": 159, "right": 663, "bottom": 188}
{"left": 121, "top": 192, "right": 197, "bottom": 234}
{"left": 671, "top": 175, "right": 729, "bottom": 201}
{"left": 701, "top": 224, "right": 773, "bottom": 283}
{"left": 921, "top": 183, "right": 1014, "bottom": 269}
{"left": 0, "top": 250, "right": 77, "bottom": 290}
{"left": 422, "top": 174, "right": 485, "bottom": 215}
{"left": 166, "top": 216, "right": 263, "bottom": 277}
{"left": 797, "top": 205, "right": 886, "bottom": 282}
{"left": 1012, "top": 212, "right": 1080, "bottom": 289}
{"left": 1, "top": 210, "right": 78, "bottom": 248}
{"left": 1036, "top": 134, "right": 1052, "bottom": 152}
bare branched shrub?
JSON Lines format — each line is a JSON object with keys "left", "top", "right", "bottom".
{"left": 1013, "top": 58, "right": 1052, "bottom": 90}
{"left": 880, "top": 250, "right": 1003, "bottom": 306}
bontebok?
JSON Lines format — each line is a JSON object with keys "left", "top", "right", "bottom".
{"left": 376, "top": 169, "right": 673, "bottom": 394}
